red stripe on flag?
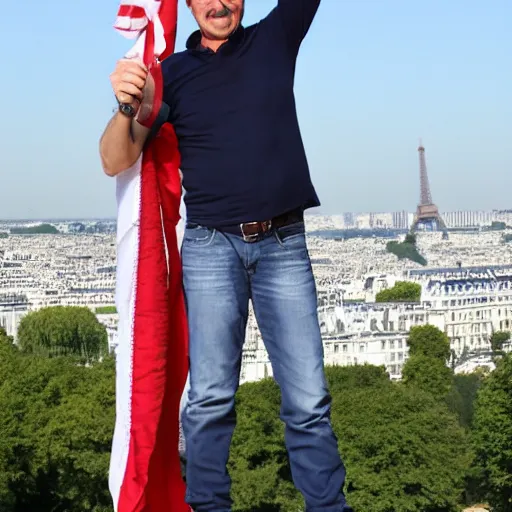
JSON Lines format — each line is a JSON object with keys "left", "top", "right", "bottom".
{"left": 158, "top": 0, "right": 178, "bottom": 60}
{"left": 117, "top": 5, "right": 147, "bottom": 19}
{"left": 117, "top": 146, "right": 170, "bottom": 512}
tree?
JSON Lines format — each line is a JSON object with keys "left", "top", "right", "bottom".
{"left": 0, "top": 351, "right": 115, "bottom": 512}
{"left": 402, "top": 325, "right": 453, "bottom": 400}
{"left": 326, "top": 363, "right": 391, "bottom": 394}
{"left": 472, "top": 355, "right": 512, "bottom": 512}
{"left": 10, "top": 223, "right": 60, "bottom": 234}
{"left": 229, "top": 378, "right": 302, "bottom": 512}
{"left": 228, "top": 366, "right": 472, "bottom": 512}
{"left": 446, "top": 372, "right": 484, "bottom": 429}
{"left": 402, "top": 355, "right": 453, "bottom": 399}
{"left": 404, "top": 233, "right": 417, "bottom": 245}
{"left": 17, "top": 306, "right": 108, "bottom": 361}
{"left": 386, "top": 241, "right": 427, "bottom": 266}
{"left": 375, "top": 281, "right": 422, "bottom": 303}
{"left": 407, "top": 325, "right": 451, "bottom": 362}
{"left": 0, "top": 326, "right": 14, "bottom": 346}
{"left": 332, "top": 384, "right": 471, "bottom": 511}
{"left": 489, "top": 331, "right": 510, "bottom": 356}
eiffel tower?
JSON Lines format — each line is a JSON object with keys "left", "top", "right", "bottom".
{"left": 411, "top": 141, "right": 447, "bottom": 236}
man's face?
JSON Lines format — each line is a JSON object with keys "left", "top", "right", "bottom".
{"left": 187, "top": 0, "right": 244, "bottom": 41}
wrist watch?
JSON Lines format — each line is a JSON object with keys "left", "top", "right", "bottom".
{"left": 116, "top": 98, "right": 136, "bottom": 117}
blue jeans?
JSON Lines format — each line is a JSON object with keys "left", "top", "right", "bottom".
{"left": 181, "top": 221, "right": 351, "bottom": 512}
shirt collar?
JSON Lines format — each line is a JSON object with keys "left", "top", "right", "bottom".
{"left": 186, "top": 25, "right": 245, "bottom": 54}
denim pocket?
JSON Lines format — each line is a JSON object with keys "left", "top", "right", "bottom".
{"left": 274, "top": 221, "right": 306, "bottom": 248}
{"left": 183, "top": 225, "right": 217, "bottom": 247}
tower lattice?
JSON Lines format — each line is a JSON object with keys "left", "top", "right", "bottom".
{"left": 411, "top": 142, "right": 447, "bottom": 233}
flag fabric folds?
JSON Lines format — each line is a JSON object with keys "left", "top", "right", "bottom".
{"left": 109, "top": 1, "right": 189, "bottom": 511}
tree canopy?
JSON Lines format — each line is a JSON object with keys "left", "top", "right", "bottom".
{"left": 407, "top": 325, "right": 451, "bottom": 362}
{"left": 375, "top": 281, "right": 421, "bottom": 302}
{"left": 0, "top": 344, "right": 115, "bottom": 512}
{"left": 228, "top": 365, "right": 472, "bottom": 512}
{"left": 402, "top": 325, "right": 453, "bottom": 400}
{"left": 489, "top": 331, "right": 511, "bottom": 355}
{"left": 10, "top": 223, "right": 59, "bottom": 234}
{"left": 0, "top": 308, "right": 500, "bottom": 512}
{"left": 386, "top": 240, "right": 427, "bottom": 266}
{"left": 17, "top": 306, "right": 108, "bottom": 361}
{"left": 472, "top": 355, "right": 512, "bottom": 512}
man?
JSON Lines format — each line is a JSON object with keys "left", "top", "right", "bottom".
{"left": 100, "top": 0, "right": 353, "bottom": 511}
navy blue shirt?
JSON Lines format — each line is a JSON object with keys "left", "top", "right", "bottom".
{"left": 162, "top": 0, "right": 321, "bottom": 227}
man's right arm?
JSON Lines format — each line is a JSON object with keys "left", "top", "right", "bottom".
{"left": 99, "top": 59, "right": 151, "bottom": 177}
{"left": 274, "top": 0, "right": 321, "bottom": 52}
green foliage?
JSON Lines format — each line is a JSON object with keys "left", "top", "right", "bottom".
{"left": 446, "top": 373, "right": 484, "bottom": 429}
{"left": 402, "top": 355, "right": 453, "bottom": 399}
{"left": 489, "top": 221, "right": 506, "bottom": 231}
{"left": 10, "top": 223, "right": 59, "bottom": 234}
{"left": 0, "top": 232, "right": 8, "bottom": 238}
{"left": 472, "top": 355, "right": 512, "bottom": 511}
{"left": 0, "top": 350, "right": 115, "bottom": 512}
{"left": 403, "top": 326, "right": 453, "bottom": 399}
{"left": 17, "top": 306, "right": 108, "bottom": 361}
{"left": 228, "top": 366, "right": 472, "bottom": 512}
{"left": 375, "top": 281, "right": 421, "bottom": 302}
{"left": 0, "top": 323, "right": 485, "bottom": 512}
{"left": 489, "top": 331, "right": 511, "bottom": 355}
{"left": 229, "top": 378, "right": 301, "bottom": 512}
{"left": 325, "top": 363, "right": 391, "bottom": 393}
{"left": 95, "top": 306, "right": 117, "bottom": 315}
{"left": 407, "top": 325, "right": 451, "bottom": 362}
{"left": 386, "top": 239, "right": 427, "bottom": 266}
{"left": 335, "top": 386, "right": 471, "bottom": 512}
{"left": 404, "top": 233, "right": 417, "bottom": 245}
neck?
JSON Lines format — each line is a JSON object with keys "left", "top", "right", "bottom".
{"left": 200, "top": 35, "right": 228, "bottom": 53}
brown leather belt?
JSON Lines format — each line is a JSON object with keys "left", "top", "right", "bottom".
{"left": 217, "top": 208, "right": 304, "bottom": 242}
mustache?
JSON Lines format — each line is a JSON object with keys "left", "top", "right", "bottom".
{"left": 208, "top": 3, "right": 232, "bottom": 17}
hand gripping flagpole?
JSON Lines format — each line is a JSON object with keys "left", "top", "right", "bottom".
{"left": 109, "top": 2, "right": 189, "bottom": 512}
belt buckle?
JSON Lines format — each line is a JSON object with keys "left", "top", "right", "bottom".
{"left": 240, "top": 221, "right": 272, "bottom": 243}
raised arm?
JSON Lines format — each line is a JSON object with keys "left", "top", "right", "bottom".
{"left": 273, "top": 0, "right": 321, "bottom": 52}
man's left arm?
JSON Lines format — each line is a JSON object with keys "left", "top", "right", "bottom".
{"left": 273, "top": 0, "right": 321, "bottom": 52}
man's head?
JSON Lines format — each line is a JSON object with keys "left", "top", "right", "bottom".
{"left": 187, "top": 0, "right": 244, "bottom": 45}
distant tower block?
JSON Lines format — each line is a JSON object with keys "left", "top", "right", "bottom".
{"left": 411, "top": 142, "right": 447, "bottom": 235}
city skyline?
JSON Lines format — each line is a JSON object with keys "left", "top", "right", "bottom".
{"left": 1, "top": 0, "right": 510, "bottom": 219}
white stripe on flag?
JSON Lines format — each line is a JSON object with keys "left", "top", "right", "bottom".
{"left": 109, "top": 158, "right": 142, "bottom": 510}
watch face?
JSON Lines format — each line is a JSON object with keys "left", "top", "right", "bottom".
{"left": 120, "top": 103, "right": 135, "bottom": 117}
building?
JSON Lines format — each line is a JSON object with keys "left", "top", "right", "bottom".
{"left": 0, "top": 293, "right": 29, "bottom": 339}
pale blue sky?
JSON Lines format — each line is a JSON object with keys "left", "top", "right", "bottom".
{"left": 1, "top": 0, "right": 510, "bottom": 219}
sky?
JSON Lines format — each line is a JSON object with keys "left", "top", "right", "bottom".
{"left": 0, "top": 0, "right": 510, "bottom": 219}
